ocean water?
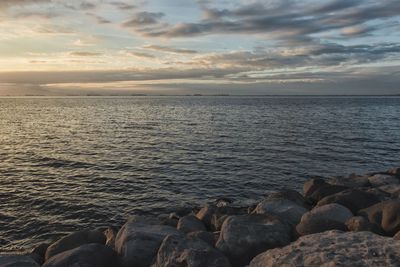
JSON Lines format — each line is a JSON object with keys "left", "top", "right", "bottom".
{"left": 0, "top": 96, "right": 399, "bottom": 251}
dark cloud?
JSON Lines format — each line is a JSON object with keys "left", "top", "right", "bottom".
{"left": 127, "top": 51, "right": 156, "bottom": 58}
{"left": 122, "top": 11, "right": 165, "bottom": 27}
{"left": 133, "top": 0, "right": 400, "bottom": 39}
{"left": 144, "top": 45, "right": 197, "bottom": 54}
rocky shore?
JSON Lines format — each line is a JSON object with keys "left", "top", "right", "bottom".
{"left": 2, "top": 167, "right": 400, "bottom": 267}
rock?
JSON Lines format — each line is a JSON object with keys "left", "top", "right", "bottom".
{"left": 0, "top": 254, "right": 40, "bottom": 267}
{"left": 115, "top": 216, "right": 183, "bottom": 267}
{"left": 196, "top": 204, "right": 246, "bottom": 231}
{"left": 303, "top": 178, "right": 327, "bottom": 197}
{"left": 29, "top": 243, "right": 49, "bottom": 265}
{"left": 211, "top": 214, "right": 229, "bottom": 231}
{"left": 42, "top": 243, "right": 117, "bottom": 267}
{"left": 368, "top": 174, "right": 399, "bottom": 187}
{"left": 45, "top": 230, "right": 106, "bottom": 261}
{"left": 363, "top": 187, "right": 392, "bottom": 201}
{"left": 152, "top": 235, "right": 231, "bottom": 267}
{"left": 104, "top": 227, "right": 116, "bottom": 249}
{"left": 346, "top": 216, "right": 384, "bottom": 234}
{"left": 187, "top": 231, "right": 216, "bottom": 247}
{"left": 253, "top": 198, "right": 308, "bottom": 225}
{"left": 388, "top": 167, "right": 400, "bottom": 177}
{"left": 329, "top": 174, "right": 370, "bottom": 188}
{"left": 307, "top": 184, "right": 348, "bottom": 204}
{"left": 249, "top": 230, "right": 400, "bottom": 267}
{"left": 379, "top": 184, "right": 400, "bottom": 195}
{"left": 177, "top": 215, "right": 206, "bottom": 233}
{"left": 316, "top": 189, "right": 381, "bottom": 213}
{"left": 393, "top": 231, "right": 400, "bottom": 240}
{"left": 359, "top": 199, "right": 400, "bottom": 236}
{"left": 296, "top": 203, "right": 353, "bottom": 236}
{"left": 216, "top": 214, "right": 291, "bottom": 267}
{"left": 266, "top": 190, "right": 307, "bottom": 208}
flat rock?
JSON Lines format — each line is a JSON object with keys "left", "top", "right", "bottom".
{"left": 216, "top": 214, "right": 291, "bottom": 267}
{"left": 253, "top": 198, "right": 308, "bottom": 225}
{"left": 296, "top": 203, "right": 353, "bottom": 236}
{"left": 152, "top": 235, "right": 230, "bottom": 267}
{"left": 368, "top": 174, "right": 400, "bottom": 187}
{"left": 359, "top": 199, "right": 400, "bottom": 236}
{"left": 42, "top": 243, "right": 117, "bottom": 267}
{"left": 115, "top": 216, "right": 183, "bottom": 267}
{"left": 177, "top": 215, "right": 206, "bottom": 233}
{"left": 45, "top": 230, "right": 106, "bottom": 260}
{"left": 316, "top": 189, "right": 381, "bottom": 213}
{"left": 0, "top": 255, "right": 40, "bottom": 267}
{"left": 249, "top": 230, "right": 400, "bottom": 267}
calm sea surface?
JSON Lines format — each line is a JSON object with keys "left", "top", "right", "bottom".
{"left": 0, "top": 96, "right": 399, "bottom": 251}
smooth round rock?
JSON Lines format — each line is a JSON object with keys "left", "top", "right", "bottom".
{"left": 42, "top": 243, "right": 117, "bottom": 267}
{"left": 45, "top": 230, "right": 106, "bottom": 261}
{"left": 216, "top": 214, "right": 291, "bottom": 267}
{"left": 177, "top": 215, "right": 206, "bottom": 234}
{"left": 115, "top": 216, "right": 183, "bottom": 267}
{"left": 0, "top": 255, "right": 40, "bottom": 267}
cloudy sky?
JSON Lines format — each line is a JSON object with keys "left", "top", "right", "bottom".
{"left": 0, "top": 0, "right": 399, "bottom": 95}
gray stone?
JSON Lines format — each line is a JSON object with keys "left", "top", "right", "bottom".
{"left": 388, "top": 167, "right": 400, "bottom": 177}
{"left": 250, "top": 230, "right": 400, "bottom": 267}
{"left": 42, "top": 243, "right": 117, "bottom": 267}
{"left": 0, "top": 255, "right": 39, "bottom": 267}
{"left": 177, "top": 215, "right": 206, "bottom": 234}
{"left": 378, "top": 184, "right": 400, "bottom": 195}
{"left": 307, "top": 184, "right": 348, "bottom": 204}
{"left": 216, "top": 214, "right": 291, "bottom": 267}
{"left": 253, "top": 198, "right": 308, "bottom": 225}
{"left": 45, "top": 230, "right": 106, "bottom": 261}
{"left": 152, "top": 235, "right": 230, "bottom": 267}
{"left": 196, "top": 204, "right": 246, "bottom": 231}
{"left": 115, "top": 216, "right": 183, "bottom": 267}
{"left": 329, "top": 174, "right": 370, "bottom": 188}
{"left": 29, "top": 243, "right": 49, "bottom": 265}
{"left": 296, "top": 203, "right": 353, "bottom": 236}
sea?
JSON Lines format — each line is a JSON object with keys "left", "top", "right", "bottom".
{"left": 0, "top": 96, "right": 399, "bottom": 251}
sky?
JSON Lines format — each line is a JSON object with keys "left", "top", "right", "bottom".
{"left": 0, "top": 0, "right": 399, "bottom": 95}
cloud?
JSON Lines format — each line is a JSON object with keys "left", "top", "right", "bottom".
{"left": 86, "top": 12, "right": 111, "bottom": 24}
{"left": 131, "top": 0, "right": 400, "bottom": 39}
{"left": 143, "top": 45, "right": 197, "bottom": 54}
{"left": 122, "top": 11, "right": 165, "bottom": 27}
{"left": 69, "top": 51, "right": 102, "bottom": 56}
{"left": 125, "top": 51, "right": 155, "bottom": 58}
{"left": 110, "top": 1, "right": 136, "bottom": 10}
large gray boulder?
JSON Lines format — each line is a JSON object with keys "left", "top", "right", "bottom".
{"left": 316, "top": 189, "right": 380, "bottom": 213}
{"left": 0, "top": 255, "right": 39, "bottom": 267}
{"left": 152, "top": 235, "right": 230, "bottom": 267}
{"left": 42, "top": 243, "right": 117, "bottom": 267}
{"left": 45, "top": 230, "right": 106, "bottom": 260}
{"left": 296, "top": 203, "right": 353, "bottom": 236}
{"left": 216, "top": 214, "right": 291, "bottom": 267}
{"left": 266, "top": 190, "right": 307, "bottom": 208}
{"left": 177, "top": 215, "right": 206, "bottom": 233}
{"left": 253, "top": 198, "right": 308, "bottom": 226}
{"left": 115, "top": 216, "right": 183, "bottom": 267}
{"left": 196, "top": 204, "right": 246, "bottom": 231}
{"left": 250, "top": 230, "right": 400, "bottom": 267}
{"left": 307, "top": 184, "right": 349, "bottom": 204}
{"left": 358, "top": 199, "right": 400, "bottom": 236}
